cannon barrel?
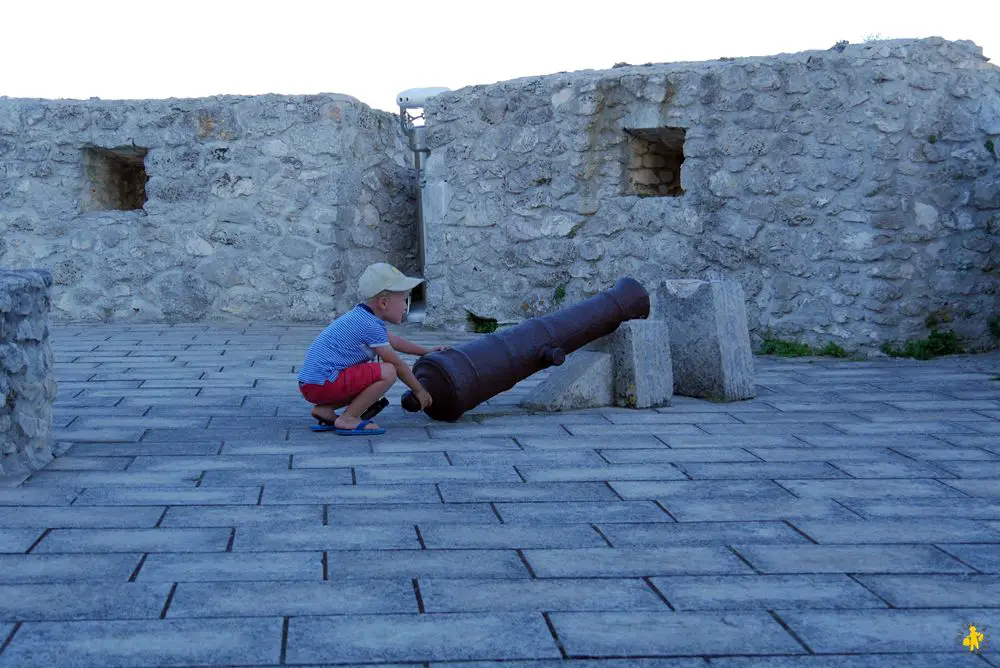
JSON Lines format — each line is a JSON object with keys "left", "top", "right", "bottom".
{"left": 401, "top": 277, "right": 650, "bottom": 421}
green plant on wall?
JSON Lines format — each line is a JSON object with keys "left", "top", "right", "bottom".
{"left": 989, "top": 316, "right": 1000, "bottom": 339}
{"left": 553, "top": 283, "right": 567, "bottom": 306}
{"left": 466, "top": 312, "right": 498, "bottom": 334}
{"left": 881, "top": 330, "right": 963, "bottom": 360}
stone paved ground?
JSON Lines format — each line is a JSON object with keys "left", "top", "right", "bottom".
{"left": 1, "top": 322, "right": 999, "bottom": 667}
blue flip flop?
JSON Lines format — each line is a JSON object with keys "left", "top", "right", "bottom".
{"left": 335, "top": 419, "right": 385, "bottom": 436}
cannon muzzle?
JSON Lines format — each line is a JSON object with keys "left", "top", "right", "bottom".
{"left": 401, "top": 277, "right": 649, "bottom": 421}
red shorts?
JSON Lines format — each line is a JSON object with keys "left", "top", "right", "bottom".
{"left": 299, "top": 363, "right": 383, "bottom": 405}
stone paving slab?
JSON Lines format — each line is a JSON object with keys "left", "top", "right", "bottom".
{"left": 126, "top": 454, "right": 292, "bottom": 472}
{"left": 448, "top": 450, "right": 609, "bottom": 466}
{"left": 943, "top": 479, "right": 1000, "bottom": 496}
{"left": 674, "top": 462, "right": 848, "bottom": 479}
{"left": 0, "top": 617, "right": 282, "bottom": 667}
{"left": 167, "top": 579, "right": 419, "bottom": 618}
{"left": 937, "top": 544, "right": 1000, "bottom": 573}
{"left": 734, "top": 545, "right": 974, "bottom": 574}
{"left": 775, "top": 479, "right": 966, "bottom": 498}
{"left": 0, "top": 488, "right": 79, "bottom": 505}
{"left": 326, "top": 549, "right": 530, "bottom": 579}
{"left": 0, "top": 553, "right": 142, "bottom": 583}
{"left": 660, "top": 498, "right": 863, "bottom": 522}
{"left": 597, "top": 521, "right": 811, "bottom": 547}
{"left": 707, "top": 655, "right": 992, "bottom": 667}
{"left": 261, "top": 483, "right": 442, "bottom": 505}
{"left": 23, "top": 471, "right": 201, "bottom": 487}
{"left": 35, "top": 528, "right": 231, "bottom": 553}
{"left": 601, "top": 447, "right": 762, "bottom": 463}
{"left": 854, "top": 574, "right": 1000, "bottom": 608}
{"left": 43, "top": 456, "right": 133, "bottom": 471}
{"left": 0, "top": 582, "right": 171, "bottom": 621}
{"left": 73, "top": 486, "right": 262, "bottom": 506}
{"left": 285, "top": 613, "right": 560, "bottom": 663}
{"left": 517, "top": 435, "right": 667, "bottom": 450}
{"left": 650, "top": 574, "right": 887, "bottom": 610}
{"left": 433, "top": 659, "right": 708, "bottom": 668}
{"left": 789, "top": 519, "right": 1000, "bottom": 544}
{"left": 0, "top": 530, "right": 42, "bottom": 554}
{"left": 610, "top": 480, "right": 796, "bottom": 500}
{"left": 138, "top": 551, "right": 322, "bottom": 581}
{"left": 438, "top": 481, "right": 620, "bottom": 502}
{"left": 325, "top": 503, "right": 501, "bottom": 525}
{"left": 775, "top": 608, "right": 1000, "bottom": 655}
{"left": 522, "top": 547, "right": 753, "bottom": 577}
{"left": 371, "top": 437, "right": 520, "bottom": 453}
{"left": 548, "top": 610, "right": 804, "bottom": 656}
{"left": 232, "top": 525, "right": 421, "bottom": 551}
{"left": 63, "top": 441, "right": 224, "bottom": 457}
{"left": 494, "top": 500, "right": 673, "bottom": 524}
{"left": 159, "top": 505, "right": 323, "bottom": 527}
{"left": 519, "top": 464, "right": 690, "bottom": 482}
{"left": 0, "top": 506, "right": 166, "bottom": 529}
{"left": 840, "top": 498, "right": 1000, "bottom": 520}
{"left": 293, "top": 453, "right": 451, "bottom": 468}
{"left": 419, "top": 577, "right": 668, "bottom": 612}
{"left": 417, "top": 523, "right": 608, "bottom": 549}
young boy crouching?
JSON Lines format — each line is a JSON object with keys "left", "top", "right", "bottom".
{"left": 297, "top": 262, "right": 446, "bottom": 435}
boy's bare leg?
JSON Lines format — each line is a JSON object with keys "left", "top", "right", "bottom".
{"left": 334, "top": 363, "right": 397, "bottom": 431}
{"left": 311, "top": 404, "right": 339, "bottom": 423}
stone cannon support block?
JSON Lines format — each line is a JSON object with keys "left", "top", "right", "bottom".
{"left": 520, "top": 351, "right": 613, "bottom": 411}
{"left": 582, "top": 320, "right": 673, "bottom": 409}
{"left": 606, "top": 320, "right": 673, "bottom": 409}
{"left": 1, "top": 269, "right": 57, "bottom": 481}
{"left": 655, "top": 279, "right": 755, "bottom": 401}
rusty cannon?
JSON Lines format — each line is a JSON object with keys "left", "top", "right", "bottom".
{"left": 401, "top": 277, "right": 650, "bottom": 421}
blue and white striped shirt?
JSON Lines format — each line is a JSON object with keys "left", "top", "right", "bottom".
{"left": 297, "top": 304, "right": 389, "bottom": 384}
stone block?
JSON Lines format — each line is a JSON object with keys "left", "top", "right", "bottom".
{"left": 519, "top": 351, "right": 613, "bottom": 411}
{"left": 0, "top": 269, "right": 56, "bottom": 482}
{"left": 607, "top": 320, "right": 673, "bottom": 408}
{"left": 655, "top": 279, "right": 755, "bottom": 401}
{"left": 583, "top": 320, "right": 673, "bottom": 409}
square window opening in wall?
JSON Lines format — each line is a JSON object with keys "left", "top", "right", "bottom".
{"left": 83, "top": 145, "right": 149, "bottom": 211}
{"left": 624, "top": 127, "right": 685, "bottom": 197}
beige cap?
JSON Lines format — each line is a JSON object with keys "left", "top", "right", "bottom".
{"left": 358, "top": 262, "right": 424, "bottom": 300}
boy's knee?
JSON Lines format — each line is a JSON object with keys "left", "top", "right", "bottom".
{"left": 380, "top": 363, "right": 397, "bottom": 382}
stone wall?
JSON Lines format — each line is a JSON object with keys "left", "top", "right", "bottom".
{"left": 0, "top": 94, "right": 415, "bottom": 321}
{"left": 419, "top": 38, "right": 1000, "bottom": 351}
{"left": 1, "top": 269, "right": 56, "bottom": 479}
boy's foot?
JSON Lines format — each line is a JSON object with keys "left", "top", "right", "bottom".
{"left": 360, "top": 397, "right": 389, "bottom": 421}
{"left": 333, "top": 416, "right": 383, "bottom": 432}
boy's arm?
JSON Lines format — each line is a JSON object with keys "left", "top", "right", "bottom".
{"left": 388, "top": 333, "right": 428, "bottom": 357}
{"left": 388, "top": 333, "right": 450, "bottom": 357}
{"left": 373, "top": 344, "right": 428, "bottom": 396}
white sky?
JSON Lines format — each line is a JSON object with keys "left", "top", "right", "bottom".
{"left": 2, "top": 0, "right": 997, "bottom": 113}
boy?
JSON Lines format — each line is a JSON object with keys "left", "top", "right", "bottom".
{"left": 297, "top": 262, "right": 446, "bottom": 435}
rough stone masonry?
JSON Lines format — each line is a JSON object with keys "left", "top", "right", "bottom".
{"left": 0, "top": 269, "right": 56, "bottom": 478}
{"left": 1, "top": 38, "right": 999, "bottom": 354}
{"left": 0, "top": 94, "right": 416, "bottom": 321}
{"left": 419, "top": 37, "right": 1000, "bottom": 352}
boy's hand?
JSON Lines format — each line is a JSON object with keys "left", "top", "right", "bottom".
{"left": 427, "top": 345, "right": 450, "bottom": 353}
{"left": 416, "top": 388, "right": 433, "bottom": 409}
